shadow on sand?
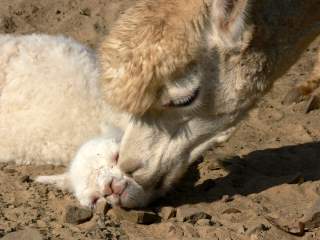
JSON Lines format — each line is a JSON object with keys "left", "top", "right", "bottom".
{"left": 155, "top": 141, "right": 320, "bottom": 207}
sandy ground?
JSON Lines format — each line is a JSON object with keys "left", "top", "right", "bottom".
{"left": 0, "top": 1, "right": 320, "bottom": 239}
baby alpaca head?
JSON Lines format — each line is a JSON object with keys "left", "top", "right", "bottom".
{"left": 36, "top": 136, "right": 161, "bottom": 209}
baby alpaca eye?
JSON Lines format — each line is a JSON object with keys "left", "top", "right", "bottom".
{"left": 164, "top": 88, "right": 200, "bottom": 108}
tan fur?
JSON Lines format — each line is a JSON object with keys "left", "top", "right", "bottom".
{"left": 99, "top": 0, "right": 210, "bottom": 115}
{"left": 97, "top": 0, "right": 320, "bottom": 201}
{"left": 99, "top": 0, "right": 252, "bottom": 115}
{"left": 3, "top": 1, "right": 317, "bottom": 208}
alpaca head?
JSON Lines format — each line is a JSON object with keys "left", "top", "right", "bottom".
{"left": 99, "top": 0, "right": 250, "bottom": 204}
{"left": 36, "top": 135, "right": 160, "bottom": 209}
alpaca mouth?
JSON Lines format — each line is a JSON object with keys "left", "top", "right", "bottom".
{"left": 105, "top": 182, "right": 134, "bottom": 208}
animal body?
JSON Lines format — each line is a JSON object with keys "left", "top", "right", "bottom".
{"left": 36, "top": 127, "right": 156, "bottom": 209}
{"left": 1, "top": 0, "right": 320, "bottom": 209}
{"left": 0, "top": 33, "right": 109, "bottom": 165}
{"left": 0, "top": 33, "right": 165, "bottom": 208}
{"left": 98, "top": 0, "right": 320, "bottom": 202}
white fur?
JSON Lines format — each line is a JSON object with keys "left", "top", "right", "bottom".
{"left": 0, "top": 33, "right": 154, "bottom": 208}
{"left": 36, "top": 129, "right": 155, "bottom": 209}
{"left": 0, "top": 6, "right": 249, "bottom": 208}
{"left": 0, "top": 34, "right": 108, "bottom": 165}
{"left": 2, "top": 0, "right": 316, "bottom": 210}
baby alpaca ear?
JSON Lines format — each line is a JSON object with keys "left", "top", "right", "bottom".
{"left": 210, "top": 0, "right": 249, "bottom": 48}
{"left": 35, "top": 173, "right": 71, "bottom": 191}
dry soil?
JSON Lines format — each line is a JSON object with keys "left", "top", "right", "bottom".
{"left": 0, "top": 1, "right": 320, "bottom": 239}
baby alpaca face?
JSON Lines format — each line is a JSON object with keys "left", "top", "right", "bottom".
{"left": 36, "top": 137, "right": 157, "bottom": 209}
{"left": 97, "top": 167, "right": 155, "bottom": 209}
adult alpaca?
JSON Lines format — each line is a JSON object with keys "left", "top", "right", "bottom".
{"left": 99, "top": 0, "right": 320, "bottom": 204}
{"left": 1, "top": 0, "right": 320, "bottom": 209}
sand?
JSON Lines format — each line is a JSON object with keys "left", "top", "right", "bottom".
{"left": 0, "top": 1, "right": 320, "bottom": 239}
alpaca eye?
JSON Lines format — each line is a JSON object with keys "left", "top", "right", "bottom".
{"left": 164, "top": 88, "right": 200, "bottom": 108}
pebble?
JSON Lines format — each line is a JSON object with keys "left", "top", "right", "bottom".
{"left": 0, "top": 163, "right": 8, "bottom": 170}
{"left": 180, "top": 223, "right": 200, "bottom": 238}
{"left": 63, "top": 205, "right": 93, "bottom": 224}
{"left": 301, "top": 198, "right": 320, "bottom": 232}
{"left": 3, "top": 167, "right": 16, "bottom": 174}
{"left": 164, "top": 222, "right": 184, "bottom": 238}
{"left": 20, "top": 175, "right": 32, "bottom": 183}
{"left": 196, "top": 219, "right": 212, "bottom": 226}
{"left": 207, "top": 161, "right": 222, "bottom": 170}
{"left": 95, "top": 198, "right": 110, "bottom": 215}
{"left": 247, "top": 223, "right": 271, "bottom": 238}
{"left": 36, "top": 220, "right": 47, "bottom": 228}
{"left": 304, "top": 95, "right": 320, "bottom": 113}
{"left": 222, "top": 208, "right": 242, "bottom": 214}
{"left": 221, "top": 195, "right": 234, "bottom": 202}
{"left": 107, "top": 207, "right": 160, "bottom": 225}
{"left": 80, "top": 8, "right": 91, "bottom": 17}
{"left": 160, "top": 206, "right": 176, "bottom": 221}
{"left": 1, "top": 228, "right": 43, "bottom": 240}
{"left": 176, "top": 206, "right": 211, "bottom": 224}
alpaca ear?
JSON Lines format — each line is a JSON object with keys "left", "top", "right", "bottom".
{"left": 210, "top": 0, "right": 249, "bottom": 48}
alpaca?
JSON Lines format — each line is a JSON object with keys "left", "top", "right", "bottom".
{"left": 98, "top": 0, "right": 320, "bottom": 197}
{"left": 35, "top": 127, "right": 156, "bottom": 209}
{"left": 0, "top": 33, "right": 163, "bottom": 208}
{"left": 0, "top": 33, "right": 119, "bottom": 165}
{"left": 1, "top": 0, "right": 320, "bottom": 209}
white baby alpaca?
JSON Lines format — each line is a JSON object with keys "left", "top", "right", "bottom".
{"left": 0, "top": 33, "right": 157, "bottom": 208}
{"left": 36, "top": 128, "right": 154, "bottom": 208}
{"left": 36, "top": 136, "right": 119, "bottom": 207}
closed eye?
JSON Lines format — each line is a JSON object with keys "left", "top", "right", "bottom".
{"left": 163, "top": 88, "right": 200, "bottom": 108}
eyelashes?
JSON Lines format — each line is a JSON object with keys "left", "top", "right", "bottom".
{"left": 163, "top": 88, "right": 200, "bottom": 108}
